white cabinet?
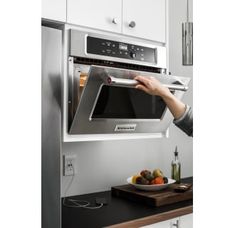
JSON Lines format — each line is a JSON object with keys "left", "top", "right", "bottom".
{"left": 141, "top": 214, "right": 193, "bottom": 228}
{"left": 42, "top": 0, "right": 166, "bottom": 42}
{"left": 42, "top": 0, "right": 66, "bottom": 22}
{"left": 179, "top": 214, "right": 193, "bottom": 228}
{"left": 67, "top": 0, "right": 166, "bottom": 43}
{"left": 123, "top": 0, "right": 166, "bottom": 42}
{"left": 67, "top": 0, "right": 122, "bottom": 33}
{"left": 141, "top": 219, "right": 173, "bottom": 228}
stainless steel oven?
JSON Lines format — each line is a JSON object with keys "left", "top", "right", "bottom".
{"left": 66, "top": 29, "right": 190, "bottom": 136}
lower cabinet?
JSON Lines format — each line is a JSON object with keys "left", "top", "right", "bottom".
{"left": 141, "top": 214, "right": 193, "bottom": 228}
{"left": 141, "top": 219, "right": 174, "bottom": 228}
{"left": 179, "top": 214, "right": 193, "bottom": 228}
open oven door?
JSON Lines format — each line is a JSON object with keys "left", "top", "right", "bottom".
{"left": 68, "top": 65, "right": 190, "bottom": 135}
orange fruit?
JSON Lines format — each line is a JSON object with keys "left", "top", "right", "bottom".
{"left": 153, "top": 177, "right": 164, "bottom": 185}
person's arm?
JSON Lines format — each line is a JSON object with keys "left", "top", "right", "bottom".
{"left": 134, "top": 76, "right": 193, "bottom": 136}
{"left": 134, "top": 76, "right": 186, "bottom": 119}
{"left": 173, "top": 105, "right": 193, "bottom": 136}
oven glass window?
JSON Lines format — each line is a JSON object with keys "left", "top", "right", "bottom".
{"left": 91, "top": 85, "right": 167, "bottom": 119}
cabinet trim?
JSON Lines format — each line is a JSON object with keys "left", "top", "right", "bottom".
{"left": 107, "top": 205, "right": 193, "bottom": 228}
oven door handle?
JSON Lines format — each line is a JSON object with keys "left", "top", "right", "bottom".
{"left": 162, "top": 84, "right": 189, "bottom": 91}
{"left": 106, "top": 75, "right": 188, "bottom": 91}
{"left": 106, "top": 75, "right": 138, "bottom": 86}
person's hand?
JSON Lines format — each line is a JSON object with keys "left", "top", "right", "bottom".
{"left": 134, "top": 76, "right": 171, "bottom": 97}
{"left": 135, "top": 75, "right": 186, "bottom": 120}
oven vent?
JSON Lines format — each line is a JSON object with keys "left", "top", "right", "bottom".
{"left": 72, "top": 57, "right": 165, "bottom": 74}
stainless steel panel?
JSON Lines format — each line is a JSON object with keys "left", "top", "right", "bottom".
{"left": 69, "top": 29, "right": 166, "bottom": 69}
{"left": 42, "top": 26, "right": 62, "bottom": 228}
{"left": 68, "top": 65, "right": 190, "bottom": 135}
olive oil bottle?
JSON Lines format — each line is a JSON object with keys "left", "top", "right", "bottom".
{"left": 171, "top": 146, "right": 181, "bottom": 184}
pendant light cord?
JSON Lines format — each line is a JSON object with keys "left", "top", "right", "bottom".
{"left": 187, "top": 0, "right": 189, "bottom": 22}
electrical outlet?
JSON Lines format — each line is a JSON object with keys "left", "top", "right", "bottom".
{"left": 63, "top": 155, "right": 76, "bottom": 176}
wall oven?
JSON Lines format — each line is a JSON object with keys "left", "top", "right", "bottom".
{"left": 65, "top": 29, "right": 190, "bottom": 139}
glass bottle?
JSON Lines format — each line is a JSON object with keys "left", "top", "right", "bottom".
{"left": 171, "top": 146, "right": 181, "bottom": 184}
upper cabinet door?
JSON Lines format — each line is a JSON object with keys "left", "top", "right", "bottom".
{"left": 67, "top": 0, "right": 122, "bottom": 33}
{"left": 123, "top": 0, "right": 166, "bottom": 42}
{"left": 42, "top": 0, "right": 66, "bottom": 22}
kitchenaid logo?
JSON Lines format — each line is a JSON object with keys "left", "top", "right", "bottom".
{"left": 114, "top": 124, "right": 137, "bottom": 132}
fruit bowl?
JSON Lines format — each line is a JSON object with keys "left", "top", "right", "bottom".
{"left": 127, "top": 176, "right": 176, "bottom": 191}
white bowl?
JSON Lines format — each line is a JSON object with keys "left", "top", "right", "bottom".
{"left": 127, "top": 176, "right": 176, "bottom": 191}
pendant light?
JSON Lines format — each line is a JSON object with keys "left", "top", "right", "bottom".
{"left": 182, "top": 0, "right": 193, "bottom": 65}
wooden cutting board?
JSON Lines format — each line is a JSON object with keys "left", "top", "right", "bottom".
{"left": 111, "top": 183, "right": 193, "bottom": 207}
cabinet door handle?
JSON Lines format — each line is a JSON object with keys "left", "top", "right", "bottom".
{"left": 112, "top": 18, "right": 118, "bottom": 24}
{"left": 129, "top": 21, "right": 136, "bottom": 28}
{"left": 172, "top": 220, "right": 179, "bottom": 228}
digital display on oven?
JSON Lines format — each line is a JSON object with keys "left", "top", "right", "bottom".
{"left": 119, "top": 43, "right": 128, "bottom": 51}
{"left": 86, "top": 36, "right": 156, "bottom": 63}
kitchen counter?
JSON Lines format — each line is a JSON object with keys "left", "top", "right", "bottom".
{"left": 62, "top": 177, "right": 193, "bottom": 228}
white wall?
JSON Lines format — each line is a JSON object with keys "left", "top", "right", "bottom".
{"left": 163, "top": 0, "right": 193, "bottom": 177}
{"left": 62, "top": 0, "right": 193, "bottom": 197}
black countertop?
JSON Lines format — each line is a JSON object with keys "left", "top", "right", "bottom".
{"left": 62, "top": 177, "right": 193, "bottom": 228}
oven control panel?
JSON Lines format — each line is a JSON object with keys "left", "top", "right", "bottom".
{"left": 86, "top": 36, "right": 156, "bottom": 64}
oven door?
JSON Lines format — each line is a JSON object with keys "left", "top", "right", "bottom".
{"left": 68, "top": 65, "right": 190, "bottom": 135}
